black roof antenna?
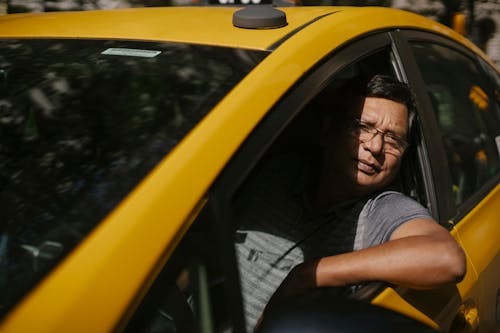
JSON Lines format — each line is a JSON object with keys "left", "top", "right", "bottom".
{"left": 233, "top": 6, "right": 287, "bottom": 29}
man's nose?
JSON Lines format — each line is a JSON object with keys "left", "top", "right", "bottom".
{"left": 363, "top": 132, "right": 384, "bottom": 154}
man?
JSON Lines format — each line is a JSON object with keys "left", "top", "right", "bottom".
{"left": 234, "top": 75, "right": 466, "bottom": 330}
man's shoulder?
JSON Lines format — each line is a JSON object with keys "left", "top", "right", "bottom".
{"left": 361, "top": 190, "right": 433, "bottom": 228}
{"left": 365, "top": 190, "right": 421, "bottom": 208}
{"left": 355, "top": 190, "right": 433, "bottom": 247}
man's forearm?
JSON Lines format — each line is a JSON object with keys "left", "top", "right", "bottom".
{"left": 313, "top": 233, "right": 466, "bottom": 290}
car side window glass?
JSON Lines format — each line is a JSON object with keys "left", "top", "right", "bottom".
{"left": 410, "top": 42, "right": 500, "bottom": 207}
{"left": 123, "top": 204, "right": 230, "bottom": 333}
{"left": 0, "top": 38, "right": 266, "bottom": 316}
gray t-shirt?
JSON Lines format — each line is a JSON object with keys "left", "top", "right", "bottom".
{"left": 233, "top": 153, "right": 433, "bottom": 330}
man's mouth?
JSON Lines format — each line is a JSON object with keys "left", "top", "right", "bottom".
{"left": 357, "top": 159, "right": 381, "bottom": 174}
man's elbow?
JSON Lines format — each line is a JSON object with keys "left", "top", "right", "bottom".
{"left": 443, "top": 241, "right": 467, "bottom": 284}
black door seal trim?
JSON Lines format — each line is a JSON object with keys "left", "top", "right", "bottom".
{"left": 267, "top": 11, "right": 338, "bottom": 51}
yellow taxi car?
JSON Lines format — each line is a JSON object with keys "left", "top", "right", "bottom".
{"left": 0, "top": 5, "right": 498, "bottom": 333}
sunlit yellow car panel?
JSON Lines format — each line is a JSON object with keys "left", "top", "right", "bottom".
{"left": 453, "top": 183, "right": 500, "bottom": 276}
{"left": 0, "top": 7, "right": 333, "bottom": 50}
{"left": 451, "top": 229, "right": 480, "bottom": 296}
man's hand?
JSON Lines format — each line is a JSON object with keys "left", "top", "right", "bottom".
{"left": 267, "top": 262, "right": 318, "bottom": 305}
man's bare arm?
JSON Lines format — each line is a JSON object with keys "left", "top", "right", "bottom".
{"left": 271, "top": 219, "right": 466, "bottom": 299}
{"left": 314, "top": 218, "right": 465, "bottom": 288}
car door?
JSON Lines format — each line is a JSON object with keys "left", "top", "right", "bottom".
{"left": 392, "top": 30, "right": 500, "bottom": 333}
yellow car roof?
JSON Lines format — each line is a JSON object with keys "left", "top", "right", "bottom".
{"left": 0, "top": 6, "right": 480, "bottom": 52}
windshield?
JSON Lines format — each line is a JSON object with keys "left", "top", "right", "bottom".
{"left": 0, "top": 39, "right": 268, "bottom": 316}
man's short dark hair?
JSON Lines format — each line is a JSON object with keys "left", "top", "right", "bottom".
{"left": 365, "top": 74, "right": 416, "bottom": 138}
{"left": 365, "top": 74, "right": 414, "bottom": 112}
{"left": 314, "top": 74, "right": 417, "bottom": 141}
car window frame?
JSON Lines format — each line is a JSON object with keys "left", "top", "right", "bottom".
{"left": 388, "top": 31, "right": 440, "bottom": 221}
{"left": 396, "top": 29, "right": 500, "bottom": 223}
{"left": 388, "top": 29, "right": 454, "bottom": 225}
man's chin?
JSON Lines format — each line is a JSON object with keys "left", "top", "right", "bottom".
{"left": 353, "top": 173, "right": 387, "bottom": 192}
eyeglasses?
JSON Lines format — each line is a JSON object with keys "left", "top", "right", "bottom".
{"left": 349, "top": 118, "right": 408, "bottom": 154}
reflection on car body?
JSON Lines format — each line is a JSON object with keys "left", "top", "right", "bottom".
{"left": 0, "top": 5, "right": 498, "bottom": 333}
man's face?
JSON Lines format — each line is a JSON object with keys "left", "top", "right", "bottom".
{"left": 328, "top": 96, "right": 408, "bottom": 195}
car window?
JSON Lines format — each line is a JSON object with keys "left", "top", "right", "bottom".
{"left": 0, "top": 38, "right": 267, "bottom": 318}
{"left": 123, "top": 203, "right": 232, "bottom": 333}
{"left": 410, "top": 42, "right": 500, "bottom": 209}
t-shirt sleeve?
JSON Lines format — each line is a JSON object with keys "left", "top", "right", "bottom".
{"left": 357, "top": 191, "right": 434, "bottom": 249}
